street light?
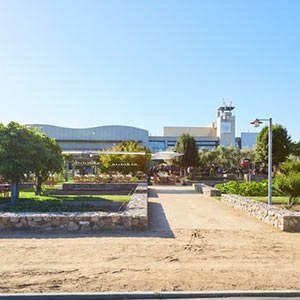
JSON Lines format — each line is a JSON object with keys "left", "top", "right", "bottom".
{"left": 250, "top": 118, "right": 273, "bottom": 205}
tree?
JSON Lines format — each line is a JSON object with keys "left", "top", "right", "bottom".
{"left": 275, "top": 161, "right": 300, "bottom": 208}
{"left": 0, "top": 122, "right": 64, "bottom": 204}
{"left": 0, "top": 122, "right": 38, "bottom": 205}
{"left": 255, "top": 124, "right": 291, "bottom": 169}
{"left": 198, "top": 146, "right": 252, "bottom": 174}
{"left": 290, "top": 140, "right": 300, "bottom": 157}
{"left": 99, "top": 140, "right": 151, "bottom": 175}
{"left": 31, "top": 134, "right": 64, "bottom": 195}
{"left": 275, "top": 172, "right": 300, "bottom": 208}
{"left": 174, "top": 134, "right": 198, "bottom": 174}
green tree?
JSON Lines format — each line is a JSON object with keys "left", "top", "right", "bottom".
{"left": 99, "top": 140, "right": 151, "bottom": 175}
{"left": 174, "top": 134, "right": 198, "bottom": 174}
{"left": 290, "top": 140, "right": 300, "bottom": 157}
{"left": 275, "top": 160, "right": 300, "bottom": 208}
{"left": 275, "top": 172, "right": 300, "bottom": 208}
{"left": 0, "top": 122, "right": 38, "bottom": 205}
{"left": 198, "top": 146, "right": 249, "bottom": 174}
{"left": 31, "top": 134, "right": 64, "bottom": 195}
{"left": 0, "top": 122, "right": 64, "bottom": 204}
{"left": 255, "top": 124, "right": 291, "bottom": 169}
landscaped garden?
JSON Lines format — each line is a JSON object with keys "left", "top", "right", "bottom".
{"left": 0, "top": 187, "right": 130, "bottom": 212}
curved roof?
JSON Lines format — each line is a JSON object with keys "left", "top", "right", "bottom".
{"left": 28, "top": 124, "right": 149, "bottom": 143}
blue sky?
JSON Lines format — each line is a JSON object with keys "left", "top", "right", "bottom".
{"left": 0, "top": 0, "right": 300, "bottom": 140}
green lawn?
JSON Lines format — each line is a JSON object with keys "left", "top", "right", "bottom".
{"left": 250, "top": 196, "right": 289, "bottom": 204}
{"left": 0, "top": 188, "right": 130, "bottom": 212}
{"left": 18, "top": 189, "right": 130, "bottom": 202}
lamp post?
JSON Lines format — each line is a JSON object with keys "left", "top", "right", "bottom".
{"left": 250, "top": 118, "right": 272, "bottom": 206}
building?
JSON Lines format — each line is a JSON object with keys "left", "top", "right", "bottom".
{"left": 29, "top": 104, "right": 254, "bottom": 152}
{"left": 241, "top": 132, "right": 258, "bottom": 149}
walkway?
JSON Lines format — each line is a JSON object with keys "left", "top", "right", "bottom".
{"left": 148, "top": 185, "right": 274, "bottom": 234}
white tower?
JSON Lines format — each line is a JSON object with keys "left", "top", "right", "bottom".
{"left": 216, "top": 101, "right": 236, "bottom": 147}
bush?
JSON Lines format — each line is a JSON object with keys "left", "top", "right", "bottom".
{"left": 215, "top": 180, "right": 282, "bottom": 197}
{"left": 274, "top": 172, "right": 300, "bottom": 208}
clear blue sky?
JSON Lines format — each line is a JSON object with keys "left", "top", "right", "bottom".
{"left": 0, "top": 0, "right": 300, "bottom": 140}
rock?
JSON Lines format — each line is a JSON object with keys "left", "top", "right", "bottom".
{"left": 67, "top": 221, "right": 79, "bottom": 232}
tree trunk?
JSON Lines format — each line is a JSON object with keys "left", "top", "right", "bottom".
{"left": 10, "top": 181, "right": 19, "bottom": 206}
{"left": 287, "top": 196, "right": 294, "bottom": 209}
{"left": 35, "top": 176, "right": 43, "bottom": 195}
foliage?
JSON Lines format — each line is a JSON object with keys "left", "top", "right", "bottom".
{"left": 31, "top": 133, "right": 64, "bottom": 195}
{"left": 274, "top": 172, "right": 300, "bottom": 208}
{"left": 0, "top": 122, "right": 64, "bottom": 204}
{"left": 215, "top": 180, "right": 282, "bottom": 197}
{"left": 290, "top": 140, "right": 300, "bottom": 157}
{"left": 99, "top": 140, "right": 151, "bottom": 175}
{"left": 255, "top": 124, "right": 291, "bottom": 168}
{"left": 174, "top": 134, "right": 198, "bottom": 168}
{"left": 278, "top": 161, "right": 300, "bottom": 175}
{"left": 198, "top": 146, "right": 255, "bottom": 173}
{"left": 0, "top": 189, "right": 130, "bottom": 212}
{"left": 274, "top": 161, "right": 300, "bottom": 208}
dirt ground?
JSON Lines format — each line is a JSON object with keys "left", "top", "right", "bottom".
{"left": 1, "top": 185, "right": 300, "bottom": 293}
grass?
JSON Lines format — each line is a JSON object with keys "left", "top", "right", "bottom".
{"left": 0, "top": 188, "right": 131, "bottom": 212}
{"left": 250, "top": 196, "right": 289, "bottom": 204}
{"left": 18, "top": 189, "right": 130, "bottom": 202}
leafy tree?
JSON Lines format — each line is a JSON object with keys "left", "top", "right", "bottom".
{"left": 31, "top": 134, "right": 64, "bottom": 195}
{"left": 0, "top": 122, "right": 64, "bottom": 204}
{"left": 275, "top": 173, "right": 300, "bottom": 208}
{"left": 174, "top": 134, "right": 198, "bottom": 174}
{"left": 275, "top": 160, "right": 300, "bottom": 208}
{"left": 290, "top": 140, "right": 300, "bottom": 157}
{"left": 0, "top": 122, "right": 39, "bottom": 205}
{"left": 255, "top": 124, "right": 291, "bottom": 169}
{"left": 278, "top": 161, "right": 300, "bottom": 175}
{"left": 99, "top": 140, "right": 151, "bottom": 175}
{"left": 198, "top": 146, "right": 252, "bottom": 174}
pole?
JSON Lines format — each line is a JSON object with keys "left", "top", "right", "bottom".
{"left": 268, "top": 118, "right": 272, "bottom": 205}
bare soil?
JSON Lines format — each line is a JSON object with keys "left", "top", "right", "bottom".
{"left": 1, "top": 186, "right": 300, "bottom": 293}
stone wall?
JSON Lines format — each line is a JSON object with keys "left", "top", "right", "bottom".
{"left": 221, "top": 194, "right": 300, "bottom": 232}
{"left": 0, "top": 184, "right": 148, "bottom": 233}
{"left": 194, "top": 183, "right": 221, "bottom": 197}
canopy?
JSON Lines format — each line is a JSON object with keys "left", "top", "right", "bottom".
{"left": 151, "top": 151, "right": 183, "bottom": 160}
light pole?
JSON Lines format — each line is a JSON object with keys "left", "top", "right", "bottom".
{"left": 251, "top": 118, "right": 272, "bottom": 206}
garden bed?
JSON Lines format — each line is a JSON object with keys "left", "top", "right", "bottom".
{"left": 0, "top": 184, "right": 148, "bottom": 232}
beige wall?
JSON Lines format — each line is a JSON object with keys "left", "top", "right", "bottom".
{"left": 164, "top": 127, "right": 217, "bottom": 137}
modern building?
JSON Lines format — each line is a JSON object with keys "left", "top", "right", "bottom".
{"left": 29, "top": 104, "right": 255, "bottom": 152}
{"left": 241, "top": 132, "right": 259, "bottom": 149}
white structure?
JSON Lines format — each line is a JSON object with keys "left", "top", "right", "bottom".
{"left": 29, "top": 103, "right": 256, "bottom": 152}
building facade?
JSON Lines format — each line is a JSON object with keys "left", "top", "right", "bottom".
{"left": 30, "top": 104, "right": 255, "bottom": 152}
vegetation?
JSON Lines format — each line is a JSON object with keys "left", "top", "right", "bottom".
{"left": 31, "top": 133, "right": 64, "bottom": 195}
{"left": 174, "top": 134, "right": 198, "bottom": 174}
{"left": 215, "top": 180, "right": 282, "bottom": 197}
{"left": 255, "top": 124, "right": 291, "bottom": 169}
{"left": 0, "top": 122, "right": 63, "bottom": 206}
{"left": 99, "top": 140, "right": 151, "bottom": 175}
{"left": 250, "top": 196, "right": 289, "bottom": 204}
{"left": 274, "top": 161, "right": 300, "bottom": 208}
{"left": 0, "top": 189, "right": 130, "bottom": 212}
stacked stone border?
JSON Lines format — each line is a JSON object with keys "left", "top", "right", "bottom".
{"left": 193, "top": 183, "right": 221, "bottom": 197}
{"left": 0, "top": 184, "right": 148, "bottom": 233}
{"left": 221, "top": 194, "right": 300, "bottom": 232}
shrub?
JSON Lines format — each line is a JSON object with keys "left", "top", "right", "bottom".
{"left": 274, "top": 172, "right": 300, "bottom": 208}
{"left": 215, "top": 180, "right": 282, "bottom": 197}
